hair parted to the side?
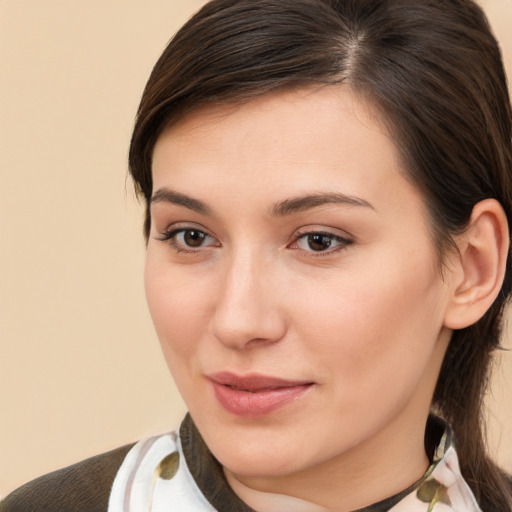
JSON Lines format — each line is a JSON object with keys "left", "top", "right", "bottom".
{"left": 129, "top": 0, "right": 512, "bottom": 508}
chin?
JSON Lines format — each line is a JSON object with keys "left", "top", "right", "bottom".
{"left": 199, "top": 421, "right": 317, "bottom": 479}
{"left": 219, "top": 449, "right": 303, "bottom": 479}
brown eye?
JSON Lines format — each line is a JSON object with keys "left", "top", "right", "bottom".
{"left": 183, "top": 230, "right": 206, "bottom": 247}
{"left": 307, "top": 234, "right": 333, "bottom": 251}
{"left": 290, "top": 230, "right": 353, "bottom": 255}
{"left": 156, "top": 227, "right": 218, "bottom": 251}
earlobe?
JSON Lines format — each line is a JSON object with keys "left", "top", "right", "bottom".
{"left": 443, "top": 199, "right": 509, "bottom": 330}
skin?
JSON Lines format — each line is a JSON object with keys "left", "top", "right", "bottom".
{"left": 145, "top": 86, "right": 457, "bottom": 511}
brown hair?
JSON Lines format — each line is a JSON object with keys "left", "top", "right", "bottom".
{"left": 129, "top": 0, "right": 512, "bottom": 507}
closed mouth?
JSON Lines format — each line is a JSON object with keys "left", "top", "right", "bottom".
{"left": 207, "top": 371, "right": 314, "bottom": 391}
{"left": 207, "top": 372, "right": 314, "bottom": 417}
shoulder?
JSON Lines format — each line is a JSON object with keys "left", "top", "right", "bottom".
{"left": 0, "top": 443, "right": 135, "bottom": 512}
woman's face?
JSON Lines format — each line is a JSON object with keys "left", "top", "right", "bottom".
{"left": 145, "top": 87, "right": 453, "bottom": 483}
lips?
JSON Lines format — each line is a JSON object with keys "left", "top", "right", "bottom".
{"left": 207, "top": 372, "right": 314, "bottom": 417}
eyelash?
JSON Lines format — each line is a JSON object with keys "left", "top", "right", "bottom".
{"left": 288, "top": 231, "right": 353, "bottom": 256}
{"left": 156, "top": 227, "right": 353, "bottom": 256}
{"left": 156, "top": 227, "right": 219, "bottom": 254}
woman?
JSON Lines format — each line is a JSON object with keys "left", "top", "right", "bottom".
{"left": 2, "top": 0, "right": 511, "bottom": 510}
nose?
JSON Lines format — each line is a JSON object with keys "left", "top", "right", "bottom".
{"left": 212, "top": 248, "right": 287, "bottom": 350}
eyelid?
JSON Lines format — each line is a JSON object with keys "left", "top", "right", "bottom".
{"left": 291, "top": 224, "right": 355, "bottom": 242}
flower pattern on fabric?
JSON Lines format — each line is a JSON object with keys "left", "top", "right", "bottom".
{"left": 388, "top": 431, "right": 481, "bottom": 512}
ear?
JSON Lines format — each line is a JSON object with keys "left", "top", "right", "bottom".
{"left": 443, "top": 199, "right": 509, "bottom": 330}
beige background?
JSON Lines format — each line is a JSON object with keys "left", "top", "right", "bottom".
{"left": 0, "top": 0, "right": 511, "bottom": 498}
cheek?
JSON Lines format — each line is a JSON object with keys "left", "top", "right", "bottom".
{"left": 291, "top": 246, "right": 447, "bottom": 397}
{"left": 144, "top": 254, "right": 213, "bottom": 362}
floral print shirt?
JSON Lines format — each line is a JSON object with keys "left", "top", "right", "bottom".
{"left": 388, "top": 443, "right": 481, "bottom": 511}
{"left": 108, "top": 414, "right": 482, "bottom": 512}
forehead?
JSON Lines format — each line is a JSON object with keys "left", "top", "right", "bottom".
{"left": 151, "top": 86, "right": 424, "bottom": 217}
{"left": 158, "top": 85, "right": 386, "bottom": 143}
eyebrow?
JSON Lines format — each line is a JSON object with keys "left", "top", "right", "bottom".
{"left": 150, "top": 187, "right": 374, "bottom": 217}
{"left": 271, "top": 192, "right": 375, "bottom": 216}
{"left": 151, "top": 188, "right": 212, "bottom": 215}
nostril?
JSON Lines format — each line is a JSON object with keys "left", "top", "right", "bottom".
{"left": 245, "top": 337, "right": 274, "bottom": 348}
{"left": 212, "top": 311, "right": 287, "bottom": 350}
